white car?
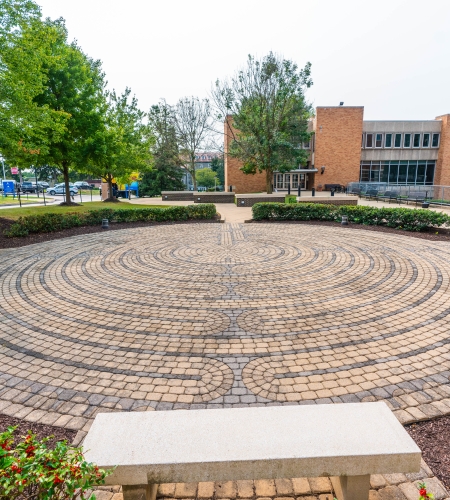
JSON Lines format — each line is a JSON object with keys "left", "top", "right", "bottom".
{"left": 47, "top": 185, "right": 79, "bottom": 196}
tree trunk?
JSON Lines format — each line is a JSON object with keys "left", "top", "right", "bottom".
{"left": 108, "top": 173, "right": 113, "bottom": 200}
{"left": 191, "top": 163, "right": 197, "bottom": 191}
{"left": 63, "top": 162, "right": 71, "bottom": 204}
{"left": 266, "top": 169, "right": 273, "bottom": 194}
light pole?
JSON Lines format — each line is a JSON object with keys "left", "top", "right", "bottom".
{"left": 1, "top": 156, "right": 5, "bottom": 180}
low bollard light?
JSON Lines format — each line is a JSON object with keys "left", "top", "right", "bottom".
{"left": 102, "top": 219, "right": 109, "bottom": 229}
{"left": 341, "top": 215, "right": 349, "bottom": 226}
{"left": 331, "top": 189, "right": 335, "bottom": 197}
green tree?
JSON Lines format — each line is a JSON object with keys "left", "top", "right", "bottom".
{"left": 140, "top": 101, "right": 184, "bottom": 197}
{"left": 213, "top": 53, "right": 313, "bottom": 193}
{"left": 196, "top": 168, "right": 218, "bottom": 188}
{"left": 173, "top": 97, "right": 212, "bottom": 191}
{"left": 210, "top": 155, "right": 224, "bottom": 186}
{"left": 29, "top": 20, "right": 107, "bottom": 204}
{"left": 0, "top": 1, "right": 68, "bottom": 164}
{"left": 87, "top": 88, "right": 153, "bottom": 201}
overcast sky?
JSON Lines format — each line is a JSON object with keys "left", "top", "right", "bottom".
{"left": 37, "top": 0, "right": 450, "bottom": 121}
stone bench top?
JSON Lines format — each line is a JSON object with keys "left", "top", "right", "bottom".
{"left": 194, "top": 191, "right": 235, "bottom": 195}
{"left": 83, "top": 403, "right": 420, "bottom": 486}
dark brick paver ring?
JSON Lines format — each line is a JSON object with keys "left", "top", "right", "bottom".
{"left": 1, "top": 222, "right": 450, "bottom": 435}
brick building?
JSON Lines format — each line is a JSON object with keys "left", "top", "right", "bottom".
{"left": 224, "top": 106, "right": 450, "bottom": 193}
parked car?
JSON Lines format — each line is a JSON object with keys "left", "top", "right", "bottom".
{"left": 54, "top": 182, "right": 75, "bottom": 188}
{"left": 37, "top": 181, "right": 50, "bottom": 189}
{"left": 46, "top": 185, "right": 79, "bottom": 196}
{"left": 74, "top": 181, "right": 93, "bottom": 190}
{"left": 20, "top": 181, "right": 43, "bottom": 193}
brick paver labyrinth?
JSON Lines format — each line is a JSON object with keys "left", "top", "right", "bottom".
{"left": 1, "top": 222, "right": 450, "bottom": 434}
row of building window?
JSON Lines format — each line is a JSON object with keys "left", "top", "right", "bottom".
{"left": 362, "top": 132, "right": 440, "bottom": 149}
{"left": 360, "top": 160, "right": 435, "bottom": 185}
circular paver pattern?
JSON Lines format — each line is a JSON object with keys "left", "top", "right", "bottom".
{"left": 1, "top": 222, "right": 450, "bottom": 432}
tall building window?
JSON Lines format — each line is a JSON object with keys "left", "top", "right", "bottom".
{"left": 432, "top": 133, "right": 440, "bottom": 147}
{"left": 375, "top": 134, "right": 382, "bottom": 148}
{"left": 370, "top": 161, "right": 381, "bottom": 181}
{"left": 360, "top": 160, "right": 435, "bottom": 185}
{"left": 394, "top": 134, "right": 402, "bottom": 148}
{"left": 413, "top": 133, "right": 421, "bottom": 148}
{"left": 423, "top": 133, "right": 430, "bottom": 147}
{"left": 385, "top": 134, "right": 392, "bottom": 148}
{"left": 360, "top": 162, "right": 370, "bottom": 181}
{"left": 404, "top": 134, "right": 411, "bottom": 148}
{"left": 366, "top": 134, "right": 373, "bottom": 148}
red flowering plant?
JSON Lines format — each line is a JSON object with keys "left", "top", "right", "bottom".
{"left": 418, "top": 482, "right": 434, "bottom": 500}
{"left": 0, "top": 426, "right": 113, "bottom": 499}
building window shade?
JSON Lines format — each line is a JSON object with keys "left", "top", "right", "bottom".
{"left": 375, "top": 134, "right": 382, "bottom": 148}
{"left": 366, "top": 134, "right": 373, "bottom": 148}
{"left": 385, "top": 134, "right": 392, "bottom": 148}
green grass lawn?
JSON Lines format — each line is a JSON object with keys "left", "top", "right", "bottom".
{"left": 0, "top": 201, "right": 168, "bottom": 220}
{"left": 0, "top": 196, "right": 46, "bottom": 206}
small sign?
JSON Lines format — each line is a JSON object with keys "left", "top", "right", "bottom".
{"left": 2, "top": 180, "right": 15, "bottom": 194}
{"left": 10, "top": 167, "right": 18, "bottom": 174}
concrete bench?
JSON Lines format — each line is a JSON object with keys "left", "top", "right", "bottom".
{"left": 83, "top": 402, "right": 420, "bottom": 500}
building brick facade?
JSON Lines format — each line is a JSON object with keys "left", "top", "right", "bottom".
{"left": 224, "top": 107, "right": 450, "bottom": 192}
{"left": 434, "top": 114, "right": 450, "bottom": 186}
{"left": 313, "top": 107, "right": 364, "bottom": 189}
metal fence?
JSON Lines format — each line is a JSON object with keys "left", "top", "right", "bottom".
{"left": 347, "top": 182, "right": 450, "bottom": 206}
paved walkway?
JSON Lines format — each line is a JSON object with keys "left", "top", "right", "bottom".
{"left": 91, "top": 460, "right": 448, "bottom": 500}
{"left": 1, "top": 223, "right": 450, "bottom": 441}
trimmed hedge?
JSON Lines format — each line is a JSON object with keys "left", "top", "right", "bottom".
{"left": 5, "top": 204, "right": 217, "bottom": 237}
{"left": 252, "top": 203, "right": 450, "bottom": 232}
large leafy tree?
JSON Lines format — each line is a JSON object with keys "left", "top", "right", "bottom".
{"left": 0, "top": 1, "right": 68, "bottom": 165}
{"left": 140, "top": 101, "right": 184, "bottom": 197}
{"left": 88, "top": 88, "right": 153, "bottom": 201}
{"left": 32, "top": 26, "right": 107, "bottom": 204}
{"left": 213, "top": 53, "right": 313, "bottom": 193}
{"left": 173, "top": 97, "right": 212, "bottom": 191}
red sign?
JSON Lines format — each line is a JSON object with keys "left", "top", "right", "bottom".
{"left": 10, "top": 167, "right": 18, "bottom": 174}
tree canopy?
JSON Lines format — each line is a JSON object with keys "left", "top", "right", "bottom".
{"left": 139, "top": 101, "right": 184, "bottom": 197}
{"left": 213, "top": 52, "right": 313, "bottom": 193}
{"left": 0, "top": 1, "right": 69, "bottom": 163}
{"left": 173, "top": 97, "right": 212, "bottom": 191}
{"left": 196, "top": 167, "right": 218, "bottom": 189}
{"left": 87, "top": 88, "right": 153, "bottom": 200}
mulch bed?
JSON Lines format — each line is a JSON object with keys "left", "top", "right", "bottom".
{"left": 406, "top": 416, "right": 450, "bottom": 490}
{"left": 247, "top": 219, "right": 450, "bottom": 242}
{"left": 0, "top": 217, "right": 222, "bottom": 250}
{"left": 0, "top": 414, "right": 76, "bottom": 448}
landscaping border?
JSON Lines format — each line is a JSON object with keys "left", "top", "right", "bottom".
{"left": 252, "top": 202, "right": 450, "bottom": 232}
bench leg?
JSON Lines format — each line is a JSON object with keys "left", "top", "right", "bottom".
{"left": 123, "top": 484, "right": 158, "bottom": 500}
{"left": 331, "top": 474, "right": 370, "bottom": 500}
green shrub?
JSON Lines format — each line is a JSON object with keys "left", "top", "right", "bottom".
{"left": 4, "top": 204, "right": 217, "bottom": 237}
{"left": 252, "top": 202, "right": 450, "bottom": 232}
{"left": 0, "top": 426, "right": 112, "bottom": 499}
{"left": 285, "top": 195, "right": 297, "bottom": 204}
